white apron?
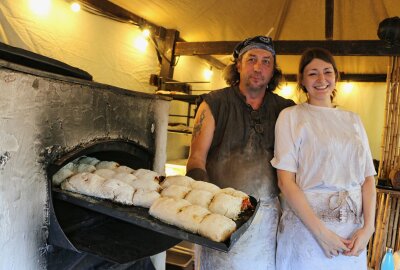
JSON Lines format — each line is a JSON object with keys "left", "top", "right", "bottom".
{"left": 276, "top": 189, "right": 367, "bottom": 270}
{"left": 195, "top": 199, "right": 279, "bottom": 270}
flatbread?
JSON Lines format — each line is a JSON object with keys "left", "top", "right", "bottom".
{"left": 160, "top": 175, "right": 194, "bottom": 189}
{"left": 132, "top": 189, "right": 161, "bottom": 208}
{"left": 209, "top": 192, "right": 242, "bottom": 220}
{"left": 149, "top": 197, "right": 191, "bottom": 226}
{"left": 184, "top": 189, "right": 213, "bottom": 208}
{"left": 161, "top": 184, "right": 191, "bottom": 199}
{"left": 198, "top": 213, "right": 236, "bottom": 242}
{"left": 191, "top": 181, "right": 220, "bottom": 194}
{"left": 176, "top": 205, "right": 210, "bottom": 234}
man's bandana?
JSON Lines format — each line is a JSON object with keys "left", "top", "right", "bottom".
{"left": 233, "top": 36, "right": 276, "bottom": 59}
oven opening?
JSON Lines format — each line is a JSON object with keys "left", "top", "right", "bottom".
{"left": 46, "top": 139, "right": 179, "bottom": 268}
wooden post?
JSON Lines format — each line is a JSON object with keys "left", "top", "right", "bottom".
{"left": 159, "top": 29, "right": 180, "bottom": 80}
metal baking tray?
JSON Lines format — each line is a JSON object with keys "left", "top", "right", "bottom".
{"left": 52, "top": 188, "right": 260, "bottom": 252}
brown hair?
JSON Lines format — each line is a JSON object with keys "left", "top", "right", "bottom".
{"left": 223, "top": 54, "right": 282, "bottom": 91}
{"left": 297, "top": 48, "right": 340, "bottom": 100}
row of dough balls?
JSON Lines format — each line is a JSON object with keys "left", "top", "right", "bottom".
{"left": 160, "top": 175, "right": 249, "bottom": 220}
{"left": 53, "top": 157, "right": 162, "bottom": 207}
{"left": 149, "top": 197, "right": 236, "bottom": 242}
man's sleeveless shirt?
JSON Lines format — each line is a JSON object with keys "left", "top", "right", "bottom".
{"left": 199, "top": 86, "right": 294, "bottom": 200}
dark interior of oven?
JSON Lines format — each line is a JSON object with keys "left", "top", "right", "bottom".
{"left": 46, "top": 139, "right": 180, "bottom": 270}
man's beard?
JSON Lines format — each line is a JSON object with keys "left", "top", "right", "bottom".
{"left": 246, "top": 81, "right": 268, "bottom": 98}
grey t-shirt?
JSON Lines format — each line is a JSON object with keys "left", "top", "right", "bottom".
{"left": 199, "top": 86, "right": 294, "bottom": 200}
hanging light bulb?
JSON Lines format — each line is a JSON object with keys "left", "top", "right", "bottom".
{"left": 134, "top": 36, "right": 148, "bottom": 52}
{"left": 203, "top": 66, "right": 213, "bottom": 81}
{"left": 29, "top": 0, "right": 52, "bottom": 16}
{"left": 280, "top": 84, "right": 294, "bottom": 98}
{"left": 342, "top": 82, "right": 354, "bottom": 94}
{"left": 142, "top": 28, "right": 151, "bottom": 38}
{"left": 70, "top": 2, "right": 81, "bottom": 12}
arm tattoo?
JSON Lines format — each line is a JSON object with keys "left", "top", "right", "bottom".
{"left": 192, "top": 109, "right": 206, "bottom": 141}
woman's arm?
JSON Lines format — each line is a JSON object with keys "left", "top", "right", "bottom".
{"left": 277, "top": 169, "right": 351, "bottom": 258}
{"left": 186, "top": 101, "right": 215, "bottom": 181}
{"left": 344, "top": 175, "right": 376, "bottom": 256}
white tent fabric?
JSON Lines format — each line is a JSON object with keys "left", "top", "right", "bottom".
{"left": 0, "top": 0, "right": 160, "bottom": 92}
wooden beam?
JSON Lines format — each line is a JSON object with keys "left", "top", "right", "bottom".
{"left": 175, "top": 40, "right": 400, "bottom": 56}
{"left": 283, "top": 73, "right": 387, "bottom": 82}
{"left": 80, "top": 0, "right": 166, "bottom": 38}
{"left": 197, "top": 55, "right": 226, "bottom": 70}
{"left": 325, "top": 0, "right": 334, "bottom": 40}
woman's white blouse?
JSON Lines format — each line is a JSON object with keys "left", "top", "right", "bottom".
{"left": 271, "top": 103, "right": 376, "bottom": 192}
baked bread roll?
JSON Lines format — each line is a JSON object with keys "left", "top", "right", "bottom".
{"left": 76, "top": 163, "right": 96, "bottom": 173}
{"left": 132, "top": 189, "right": 161, "bottom": 208}
{"left": 61, "top": 172, "right": 112, "bottom": 200}
{"left": 103, "top": 178, "right": 135, "bottom": 205}
{"left": 198, "top": 213, "right": 236, "bottom": 242}
{"left": 133, "top": 168, "right": 159, "bottom": 182}
{"left": 176, "top": 205, "right": 211, "bottom": 234}
{"left": 220, "top": 187, "right": 247, "bottom": 200}
{"left": 220, "top": 187, "right": 252, "bottom": 210}
{"left": 184, "top": 189, "right": 213, "bottom": 208}
{"left": 78, "top": 156, "right": 100, "bottom": 166}
{"left": 95, "top": 161, "right": 119, "bottom": 170}
{"left": 160, "top": 175, "right": 194, "bottom": 189}
{"left": 94, "top": 168, "right": 116, "bottom": 179}
{"left": 130, "top": 177, "right": 161, "bottom": 191}
{"left": 113, "top": 172, "right": 138, "bottom": 185}
{"left": 191, "top": 181, "right": 220, "bottom": 194}
{"left": 52, "top": 162, "right": 75, "bottom": 186}
{"left": 161, "top": 184, "right": 191, "bottom": 199}
{"left": 149, "top": 197, "right": 191, "bottom": 226}
{"left": 209, "top": 192, "right": 242, "bottom": 220}
{"left": 113, "top": 165, "right": 135, "bottom": 174}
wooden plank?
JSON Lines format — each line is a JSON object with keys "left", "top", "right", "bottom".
{"left": 175, "top": 40, "right": 400, "bottom": 56}
{"left": 283, "top": 73, "right": 387, "bottom": 82}
{"left": 325, "top": 0, "right": 334, "bottom": 40}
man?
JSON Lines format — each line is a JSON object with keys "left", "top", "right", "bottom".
{"left": 186, "top": 36, "right": 295, "bottom": 270}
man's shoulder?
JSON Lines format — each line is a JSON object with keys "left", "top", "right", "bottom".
{"left": 206, "top": 86, "right": 234, "bottom": 97}
{"left": 202, "top": 86, "right": 235, "bottom": 103}
{"left": 268, "top": 91, "right": 295, "bottom": 103}
{"left": 267, "top": 92, "right": 296, "bottom": 108}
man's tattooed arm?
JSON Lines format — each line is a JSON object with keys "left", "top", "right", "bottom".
{"left": 192, "top": 109, "right": 206, "bottom": 141}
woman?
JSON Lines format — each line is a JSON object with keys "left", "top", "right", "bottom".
{"left": 271, "top": 48, "right": 376, "bottom": 269}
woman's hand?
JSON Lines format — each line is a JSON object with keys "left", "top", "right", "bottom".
{"left": 343, "top": 226, "right": 374, "bottom": 256}
{"left": 315, "top": 226, "right": 351, "bottom": 258}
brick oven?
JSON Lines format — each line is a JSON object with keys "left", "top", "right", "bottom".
{"left": 0, "top": 44, "right": 172, "bottom": 269}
